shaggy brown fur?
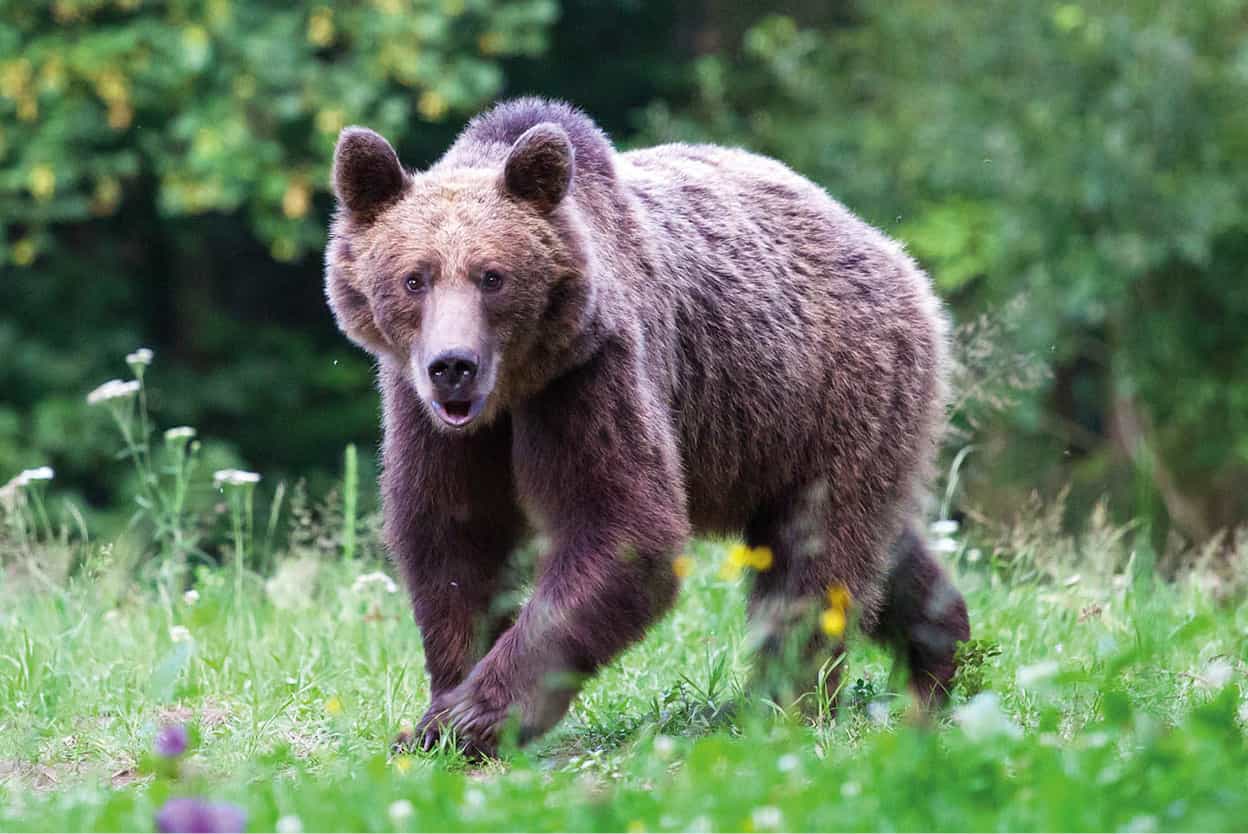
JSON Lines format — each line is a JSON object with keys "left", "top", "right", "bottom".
{"left": 324, "top": 98, "right": 970, "bottom": 756}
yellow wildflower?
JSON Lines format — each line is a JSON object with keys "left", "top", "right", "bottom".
{"left": 721, "top": 543, "right": 776, "bottom": 578}
{"left": 746, "top": 546, "right": 774, "bottom": 571}
{"left": 672, "top": 554, "right": 694, "bottom": 580}
{"left": 826, "top": 583, "right": 852, "bottom": 610}
{"left": 820, "top": 607, "right": 846, "bottom": 638}
{"left": 392, "top": 755, "right": 412, "bottom": 774}
{"left": 324, "top": 695, "right": 343, "bottom": 716}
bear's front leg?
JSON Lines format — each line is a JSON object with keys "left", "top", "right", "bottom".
{"left": 428, "top": 344, "right": 690, "bottom": 756}
{"left": 431, "top": 531, "right": 683, "bottom": 754}
{"left": 377, "top": 362, "right": 528, "bottom": 752}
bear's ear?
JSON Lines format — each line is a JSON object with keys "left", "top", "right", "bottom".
{"left": 332, "top": 127, "right": 409, "bottom": 220}
{"left": 503, "top": 123, "right": 574, "bottom": 213}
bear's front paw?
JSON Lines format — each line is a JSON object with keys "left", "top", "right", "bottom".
{"left": 413, "top": 677, "right": 516, "bottom": 759}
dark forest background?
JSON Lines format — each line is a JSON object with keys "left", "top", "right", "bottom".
{"left": 2, "top": 0, "right": 1246, "bottom": 549}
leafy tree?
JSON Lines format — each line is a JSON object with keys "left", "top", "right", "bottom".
{"left": 0, "top": 0, "right": 556, "bottom": 261}
{"left": 0, "top": 0, "right": 557, "bottom": 515}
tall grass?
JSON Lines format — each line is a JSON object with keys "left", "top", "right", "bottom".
{"left": 2, "top": 348, "right": 1245, "bottom": 832}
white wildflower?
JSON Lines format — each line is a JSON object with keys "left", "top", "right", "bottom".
{"left": 931, "top": 537, "right": 959, "bottom": 554}
{"left": 954, "top": 692, "right": 1022, "bottom": 741}
{"left": 840, "top": 780, "right": 862, "bottom": 798}
{"left": 183, "top": 589, "right": 200, "bottom": 606}
{"left": 266, "top": 557, "right": 320, "bottom": 611}
{"left": 930, "top": 519, "right": 959, "bottom": 536}
{"left": 652, "top": 734, "right": 675, "bottom": 759}
{"left": 1016, "top": 660, "right": 1060, "bottom": 691}
{"left": 165, "top": 426, "right": 197, "bottom": 442}
{"left": 169, "top": 625, "right": 192, "bottom": 643}
{"left": 87, "top": 379, "right": 141, "bottom": 405}
{"left": 4, "top": 466, "right": 55, "bottom": 499}
{"left": 1200, "top": 658, "right": 1234, "bottom": 691}
{"left": 1123, "top": 815, "right": 1159, "bottom": 833}
{"left": 751, "top": 806, "right": 783, "bottom": 830}
{"left": 275, "top": 815, "right": 303, "bottom": 834}
{"left": 387, "top": 800, "right": 414, "bottom": 824}
{"left": 125, "top": 348, "right": 154, "bottom": 367}
{"left": 776, "top": 753, "right": 799, "bottom": 773}
{"left": 352, "top": 571, "right": 399, "bottom": 595}
{"left": 1083, "top": 731, "right": 1110, "bottom": 749}
{"left": 213, "top": 469, "right": 261, "bottom": 487}
{"left": 462, "top": 788, "right": 485, "bottom": 811}
{"left": 16, "top": 466, "right": 54, "bottom": 485}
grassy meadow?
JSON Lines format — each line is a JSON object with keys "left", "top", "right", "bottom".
{"left": 1, "top": 358, "right": 1247, "bottom": 832}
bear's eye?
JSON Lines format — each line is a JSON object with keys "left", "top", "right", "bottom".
{"left": 480, "top": 269, "right": 506, "bottom": 293}
{"left": 404, "top": 270, "right": 428, "bottom": 295}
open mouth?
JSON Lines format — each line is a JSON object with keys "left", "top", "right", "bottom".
{"left": 432, "top": 397, "right": 483, "bottom": 428}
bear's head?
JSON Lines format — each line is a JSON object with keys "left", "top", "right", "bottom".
{"left": 324, "top": 123, "right": 595, "bottom": 432}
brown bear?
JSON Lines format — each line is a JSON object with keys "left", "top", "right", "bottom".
{"left": 324, "top": 97, "right": 970, "bottom": 756}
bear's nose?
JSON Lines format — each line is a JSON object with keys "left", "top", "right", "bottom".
{"left": 427, "top": 349, "right": 479, "bottom": 397}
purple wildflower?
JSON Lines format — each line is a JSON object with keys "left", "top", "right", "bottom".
{"left": 154, "top": 723, "right": 189, "bottom": 758}
{"left": 155, "top": 798, "right": 247, "bottom": 833}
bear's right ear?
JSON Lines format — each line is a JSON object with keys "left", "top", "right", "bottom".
{"left": 503, "top": 122, "right": 574, "bottom": 213}
{"left": 332, "top": 127, "right": 409, "bottom": 220}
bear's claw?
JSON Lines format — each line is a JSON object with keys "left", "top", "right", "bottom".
{"left": 408, "top": 679, "right": 512, "bottom": 759}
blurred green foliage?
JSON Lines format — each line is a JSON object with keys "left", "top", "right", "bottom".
{"left": 2, "top": 1, "right": 1246, "bottom": 543}
{"left": 0, "top": 0, "right": 556, "bottom": 259}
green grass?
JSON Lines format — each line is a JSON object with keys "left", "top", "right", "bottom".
{"left": 1, "top": 535, "right": 1246, "bottom": 832}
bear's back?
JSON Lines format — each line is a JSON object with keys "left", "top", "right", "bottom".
{"left": 613, "top": 143, "right": 945, "bottom": 534}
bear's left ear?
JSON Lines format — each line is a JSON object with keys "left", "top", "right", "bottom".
{"left": 503, "top": 123, "right": 574, "bottom": 213}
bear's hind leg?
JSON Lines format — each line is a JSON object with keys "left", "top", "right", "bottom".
{"left": 743, "top": 483, "right": 885, "bottom": 716}
{"left": 866, "top": 524, "right": 970, "bottom": 708}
